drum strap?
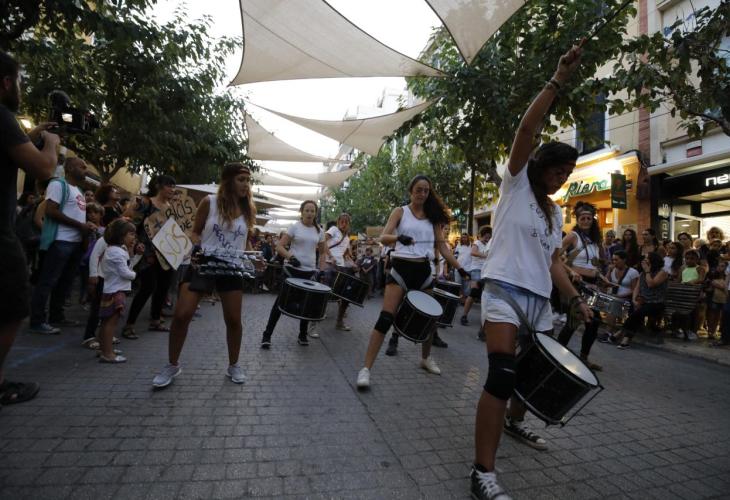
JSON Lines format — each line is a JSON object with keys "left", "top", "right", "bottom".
{"left": 390, "top": 267, "right": 433, "bottom": 292}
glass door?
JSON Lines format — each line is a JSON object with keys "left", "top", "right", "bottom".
{"left": 670, "top": 212, "right": 702, "bottom": 240}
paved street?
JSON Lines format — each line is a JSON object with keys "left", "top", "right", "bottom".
{"left": 1, "top": 292, "right": 729, "bottom": 500}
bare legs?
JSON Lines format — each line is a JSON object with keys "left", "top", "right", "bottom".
{"left": 363, "top": 284, "right": 404, "bottom": 369}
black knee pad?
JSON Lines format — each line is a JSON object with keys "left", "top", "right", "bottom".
{"left": 484, "top": 352, "right": 517, "bottom": 401}
{"left": 470, "top": 287, "right": 482, "bottom": 299}
{"left": 374, "top": 311, "right": 394, "bottom": 334}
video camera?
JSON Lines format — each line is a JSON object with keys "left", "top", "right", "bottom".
{"left": 47, "top": 90, "right": 99, "bottom": 135}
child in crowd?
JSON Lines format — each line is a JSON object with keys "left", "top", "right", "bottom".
{"left": 80, "top": 202, "right": 104, "bottom": 306}
{"left": 97, "top": 219, "right": 141, "bottom": 363}
{"left": 706, "top": 260, "right": 728, "bottom": 340}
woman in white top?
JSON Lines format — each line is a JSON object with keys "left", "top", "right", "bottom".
{"left": 598, "top": 249, "right": 640, "bottom": 334}
{"left": 556, "top": 202, "right": 605, "bottom": 370}
{"left": 324, "top": 213, "right": 357, "bottom": 331}
{"left": 454, "top": 233, "right": 473, "bottom": 297}
{"left": 356, "top": 175, "right": 470, "bottom": 389}
{"left": 461, "top": 225, "right": 491, "bottom": 326}
{"left": 260, "top": 200, "right": 326, "bottom": 348}
{"left": 152, "top": 163, "right": 256, "bottom": 389}
{"left": 470, "top": 47, "right": 592, "bottom": 500}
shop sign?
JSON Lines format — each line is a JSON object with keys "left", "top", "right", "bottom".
{"left": 611, "top": 173, "right": 627, "bottom": 209}
{"left": 562, "top": 178, "right": 610, "bottom": 202}
{"left": 705, "top": 173, "right": 730, "bottom": 187}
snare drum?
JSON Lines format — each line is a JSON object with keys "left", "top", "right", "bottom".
{"left": 514, "top": 333, "right": 603, "bottom": 426}
{"left": 434, "top": 279, "right": 461, "bottom": 297}
{"left": 586, "top": 291, "right": 630, "bottom": 320}
{"left": 393, "top": 291, "right": 443, "bottom": 343}
{"left": 331, "top": 271, "right": 369, "bottom": 307}
{"left": 432, "top": 288, "right": 459, "bottom": 327}
{"left": 278, "top": 278, "right": 331, "bottom": 321}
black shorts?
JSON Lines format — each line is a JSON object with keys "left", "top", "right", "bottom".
{"left": 182, "top": 266, "right": 244, "bottom": 294}
{"left": 386, "top": 258, "right": 432, "bottom": 291}
{"left": 0, "top": 233, "right": 31, "bottom": 323}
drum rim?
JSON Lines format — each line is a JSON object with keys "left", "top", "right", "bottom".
{"left": 533, "top": 332, "right": 600, "bottom": 387}
{"left": 405, "top": 290, "right": 443, "bottom": 318}
{"left": 432, "top": 288, "right": 460, "bottom": 300}
{"left": 393, "top": 323, "right": 434, "bottom": 343}
{"left": 284, "top": 277, "right": 331, "bottom": 292}
{"left": 329, "top": 291, "right": 366, "bottom": 307}
{"left": 277, "top": 305, "right": 327, "bottom": 322}
{"left": 332, "top": 271, "right": 368, "bottom": 285}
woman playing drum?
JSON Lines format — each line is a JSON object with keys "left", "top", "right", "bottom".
{"left": 323, "top": 213, "right": 356, "bottom": 332}
{"left": 470, "top": 46, "right": 592, "bottom": 500}
{"left": 355, "top": 175, "right": 469, "bottom": 389}
{"left": 556, "top": 202, "right": 605, "bottom": 371}
{"left": 151, "top": 163, "right": 256, "bottom": 388}
{"left": 260, "top": 200, "right": 325, "bottom": 348}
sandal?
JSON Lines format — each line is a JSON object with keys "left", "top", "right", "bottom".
{"left": 81, "top": 338, "right": 100, "bottom": 350}
{"left": 98, "top": 354, "right": 127, "bottom": 363}
{"left": 0, "top": 380, "right": 40, "bottom": 405}
{"left": 121, "top": 326, "right": 139, "bottom": 340}
{"left": 113, "top": 336, "right": 120, "bottom": 345}
{"left": 148, "top": 323, "right": 169, "bottom": 332}
{"left": 96, "top": 349, "right": 123, "bottom": 357}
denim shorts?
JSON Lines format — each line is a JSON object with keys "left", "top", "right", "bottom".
{"left": 469, "top": 269, "right": 482, "bottom": 281}
{"left": 481, "top": 279, "right": 553, "bottom": 333}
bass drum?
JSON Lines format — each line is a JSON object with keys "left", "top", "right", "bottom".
{"left": 331, "top": 271, "right": 369, "bottom": 307}
{"left": 432, "top": 288, "right": 459, "bottom": 327}
{"left": 278, "top": 278, "right": 331, "bottom": 321}
{"left": 434, "top": 279, "right": 461, "bottom": 297}
{"left": 393, "top": 291, "right": 443, "bottom": 343}
{"left": 514, "top": 332, "right": 603, "bottom": 426}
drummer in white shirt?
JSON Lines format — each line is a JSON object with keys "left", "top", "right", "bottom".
{"left": 323, "top": 213, "right": 357, "bottom": 332}
{"left": 460, "top": 226, "right": 491, "bottom": 326}
{"left": 454, "top": 233, "right": 473, "bottom": 299}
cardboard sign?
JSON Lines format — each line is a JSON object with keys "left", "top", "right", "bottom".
{"left": 151, "top": 218, "right": 192, "bottom": 270}
{"left": 165, "top": 188, "right": 197, "bottom": 236}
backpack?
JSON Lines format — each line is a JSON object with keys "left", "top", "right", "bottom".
{"left": 15, "top": 202, "right": 40, "bottom": 247}
{"left": 39, "top": 177, "right": 70, "bottom": 251}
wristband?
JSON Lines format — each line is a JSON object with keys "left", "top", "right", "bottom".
{"left": 549, "top": 78, "right": 562, "bottom": 90}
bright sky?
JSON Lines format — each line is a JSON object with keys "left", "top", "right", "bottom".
{"left": 152, "top": 0, "right": 441, "bottom": 163}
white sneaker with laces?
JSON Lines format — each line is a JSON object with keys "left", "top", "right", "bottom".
{"left": 356, "top": 367, "right": 370, "bottom": 389}
{"left": 152, "top": 364, "right": 181, "bottom": 388}
{"left": 420, "top": 356, "right": 441, "bottom": 375}
{"left": 470, "top": 467, "right": 512, "bottom": 500}
{"left": 227, "top": 364, "right": 246, "bottom": 384}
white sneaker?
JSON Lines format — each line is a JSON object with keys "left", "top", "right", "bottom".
{"left": 470, "top": 467, "right": 512, "bottom": 500}
{"left": 356, "top": 367, "right": 370, "bottom": 389}
{"left": 227, "top": 364, "right": 246, "bottom": 384}
{"left": 152, "top": 364, "right": 181, "bottom": 388}
{"left": 420, "top": 356, "right": 441, "bottom": 375}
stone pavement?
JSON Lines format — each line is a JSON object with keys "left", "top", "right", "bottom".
{"left": 1, "top": 292, "right": 729, "bottom": 499}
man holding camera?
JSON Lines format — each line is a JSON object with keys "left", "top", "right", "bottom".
{"left": 0, "top": 51, "right": 60, "bottom": 407}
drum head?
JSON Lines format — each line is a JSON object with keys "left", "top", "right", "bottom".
{"left": 285, "top": 277, "right": 331, "bottom": 293}
{"left": 535, "top": 333, "right": 598, "bottom": 386}
{"left": 433, "top": 289, "right": 459, "bottom": 300}
{"left": 406, "top": 291, "right": 443, "bottom": 318}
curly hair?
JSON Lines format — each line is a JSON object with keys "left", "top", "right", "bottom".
{"left": 527, "top": 142, "right": 578, "bottom": 232}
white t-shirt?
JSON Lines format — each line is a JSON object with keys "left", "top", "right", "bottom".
{"left": 482, "top": 166, "right": 563, "bottom": 298}
{"left": 455, "top": 244, "right": 472, "bottom": 270}
{"left": 570, "top": 231, "right": 600, "bottom": 270}
{"left": 286, "top": 221, "right": 324, "bottom": 270}
{"left": 470, "top": 240, "right": 489, "bottom": 271}
{"left": 663, "top": 256, "right": 674, "bottom": 275}
{"left": 610, "top": 266, "right": 640, "bottom": 298}
{"left": 326, "top": 226, "right": 350, "bottom": 266}
{"left": 101, "top": 245, "right": 137, "bottom": 294}
{"left": 46, "top": 180, "right": 86, "bottom": 242}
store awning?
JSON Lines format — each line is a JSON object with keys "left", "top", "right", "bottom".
{"left": 425, "top": 0, "right": 525, "bottom": 64}
{"left": 256, "top": 101, "right": 432, "bottom": 156}
{"left": 245, "top": 114, "right": 334, "bottom": 162}
{"left": 230, "top": 0, "right": 444, "bottom": 85}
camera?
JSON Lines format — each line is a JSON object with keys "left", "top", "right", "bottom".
{"left": 47, "top": 90, "right": 99, "bottom": 135}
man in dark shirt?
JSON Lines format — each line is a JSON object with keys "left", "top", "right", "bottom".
{"left": 0, "top": 51, "right": 60, "bottom": 408}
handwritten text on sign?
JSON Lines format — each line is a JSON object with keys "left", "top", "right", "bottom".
{"left": 152, "top": 218, "right": 192, "bottom": 270}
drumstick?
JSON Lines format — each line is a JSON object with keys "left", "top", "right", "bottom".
{"left": 578, "top": 0, "right": 634, "bottom": 48}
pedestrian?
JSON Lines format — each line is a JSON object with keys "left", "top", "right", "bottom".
{"left": 470, "top": 45, "right": 592, "bottom": 500}
{"left": 454, "top": 233, "right": 473, "bottom": 299}
{"left": 95, "top": 184, "right": 122, "bottom": 226}
{"left": 323, "top": 212, "right": 356, "bottom": 332}
{"left": 79, "top": 201, "right": 104, "bottom": 306}
{"left": 260, "top": 200, "right": 325, "bottom": 349}
{"left": 355, "top": 174, "right": 470, "bottom": 388}
{"left": 29, "top": 157, "right": 94, "bottom": 334}
{"left": 152, "top": 163, "right": 255, "bottom": 388}
{"left": 556, "top": 202, "right": 605, "bottom": 371}
{"left": 357, "top": 246, "right": 377, "bottom": 298}
{"left": 460, "top": 226, "right": 491, "bottom": 326}
{"left": 0, "top": 50, "right": 60, "bottom": 407}
{"left": 640, "top": 227, "right": 664, "bottom": 258}
{"left": 663, "top": 241, "right": 684, "bottom": 281}
{"left": 620, "top": 228, "right": 640, "bottom": 268}
{"left": 97, "top": 219, "right": 140, "bottom": 363}
{"left": 121, "top": 175, "right": 176, "bottom": 338}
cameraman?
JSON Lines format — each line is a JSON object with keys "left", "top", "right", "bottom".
{"left": 0, "top": 51, "right": 60, "bottom": 407}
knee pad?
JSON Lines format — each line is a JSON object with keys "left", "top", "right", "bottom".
{"left": 484, "top": 352, "right": 516, "bottom": 401}
{"left": 374, "top": 311, "right": 394, "bottom": 334}
{"left": 470, "top": 287, "right": 482, "bottom": 299}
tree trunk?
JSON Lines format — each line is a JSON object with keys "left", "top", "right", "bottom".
{"left": 467, "top": 164, "right": 476, "bottom": 235}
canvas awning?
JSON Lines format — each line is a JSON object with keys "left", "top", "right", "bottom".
{"left": 425, "top": 0, "right": 525, "bottom": 64}
{"left": 231, "top": 0, "right": 445, "bottom": 85}
{"left": 256, "top": 164, "right": 359, "bottom": 189}
{"left": 256, "top": 101, "right": 432, "bottom": 156}
{"left": 177, "top": 184, "right": 280, "bottom": 210}
{"left": 245, "top": 114, "right": 334, "bottom": 162}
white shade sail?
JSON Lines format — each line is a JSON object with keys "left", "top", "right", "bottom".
{"left": 245, "top": 114, "right": 333, "bottom": 162}
{"left": 231, "top": 0, "right": 445, "bottom": 85}
{"left": 177, "top": 184, "right": 280, "bottom": 209}
{"left": 255, "top": 167, "right": 359, "bottom": 189}
{"left": 425, "top": 0, "right": 525, "bottom": 64}
{"left": 257, "top": 101, "right": 432, "bottom": 156}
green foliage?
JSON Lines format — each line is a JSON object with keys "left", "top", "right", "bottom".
{"left": 4, "top": 1, "right": 251, "bottom": 183}
{"left": 323, "top": 131, "right": 497, "bottom": 233}
{"left": 592, "top": 2, "right": 730, "bottom": 137}
{"left": 406, "top": 0, "right": 637, "bottom": 185}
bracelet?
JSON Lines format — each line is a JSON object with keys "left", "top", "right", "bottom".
{"left": 549, "top": 78, "right": 562, "bottom": 90}
{"left": 569, "top": 295, "right": 584, "bottom": 306}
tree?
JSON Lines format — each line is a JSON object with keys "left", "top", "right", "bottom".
{"left": 5, "top": 1, "right": 251, "bottom": 183}
{"left": 593, "top": 2, "right": 730, "bottom": 138}
{"left": 406, "top": 0, "right": 638, "bottom": 190}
